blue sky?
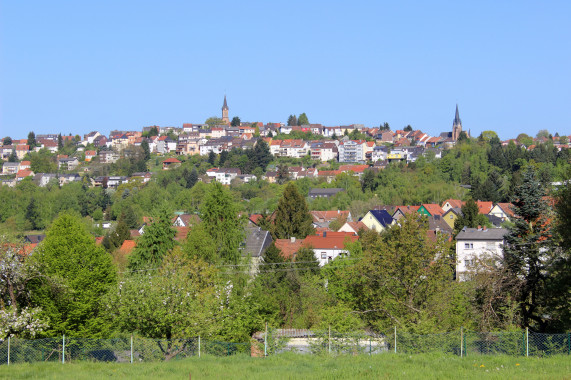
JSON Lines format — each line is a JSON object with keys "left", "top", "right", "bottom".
{"left": 1, "top": 1, "right": 570, "bottom": 140}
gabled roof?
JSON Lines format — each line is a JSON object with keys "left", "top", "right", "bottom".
{"left": 310, "top": 210, "right": 350, "bottom": 223}
{"left": 495, "top": 202, "right": 515, "bottom": 217}
{"left": 339, "top": 221, "right": 368, "bottom": 233}
{"left": 393, "top": 205, "right": 420, "bottom": 216}
{"left": 421, "top": 204, "right": 444, "bottom": 216}
{"left": 302, "top": 233, "right": 358, "bottom": 250}
{"left": 366, "top": 210, "right": 394, "bottom": 227}
{"left": 163, "top": 158, "right": 181, "bottom": 163}
{"left": 477, "top": 201, "right": 493, "bottom": 214}
{"left": 275, "top": 238, "right": 303, "bottom": 259}
{"left": 442, "top": 199, "right": 464, "bottom": 209}
{"left": 119, "top": 240, "right": 136, "bottom": 255}
{"left": 456, "top": 227, "right": 508, "bottom": 241}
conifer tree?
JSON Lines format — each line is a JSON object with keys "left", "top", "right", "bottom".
{"left": 128, "top": 207, "right": 176, "bottom": 270}
{"left": 274, "top": 182, "right": 314, "bottom": 239}
{"left": 454, "top": 198, "right": 489, "bottom": 233}
{"left": 208, "top": 150, "right": 216, "bottom": 166}
{"left": 200, "top": 182, "right": 244, "bottom": 263}
{"left": 503, "top": 167, "right": 554, "bottom": 331}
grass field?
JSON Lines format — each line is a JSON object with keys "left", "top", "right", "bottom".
{"left": 1, "top": 353, "right": 569, "bottom": 380}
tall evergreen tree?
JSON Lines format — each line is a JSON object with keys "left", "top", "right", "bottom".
{"left": 454, "top": 198, "right": 489, "bottom": 233}
{"left": 208, "top": 150, "right": 216, "bottom": 166}
{"left": 200, "top": 182, "right": 245, "bottom": 263}
{"left": 298, "top": 113, "right": 309, "bottom": 125}
{"left": 25, "top": 197, "right": 41, "bottom": 230}
{"left": 57, "top": 134, "right": 63, "bottom": 150}
{"left": 128, "top": 207, "right": 176, "bottom": 270}
{"left": 27, "top": 131, "right": 36, "bottom": 148}
{"left": 31, "top": 213, "right": 116, "bottom": 336}
{"left": 141, "top": 139, "right": 151, "bottom": 161}
{"left": 287, "top": 114, "right": 298, "bottom": 126}
{"left": 274, "top": 182, "right": 314, "bottom": 239}
{"left": 503, "top": 167, "right": 554, "bottom": 331}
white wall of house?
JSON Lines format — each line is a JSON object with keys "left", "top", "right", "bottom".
{"left": 456, "top": 239, "right": 504, "bottom": 281}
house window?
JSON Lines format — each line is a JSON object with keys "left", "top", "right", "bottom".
{"left": 321, "top": 252, "right": 327, "bottom": 259}
{"left": 464, "top": 259, "right": 474, "bottom": 267}
{"left": 464, "top": 243, "right": 473, "bottom": 249}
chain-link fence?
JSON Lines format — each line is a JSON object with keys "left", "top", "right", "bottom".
{"left": 0, "top": 336, "right": 249, "bottom": 365}
{"left": 1, "top": 329, "right": 569, "bottom": 364}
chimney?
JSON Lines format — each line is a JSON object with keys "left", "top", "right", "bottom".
{"left": 483, "top": 226, "right": 487, "bottom": 231}
{"left": 477, "top": 225, "right": 482, "bottom": 231}
{"left": 290, "top": 237, "right": 296, "bottom": 243}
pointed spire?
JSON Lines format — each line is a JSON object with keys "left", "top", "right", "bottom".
{"left": 222, "top": 95, "right": 228, "bottom": 111}
{"left": 454, "top": 104, "right": 461, "bottom": 126}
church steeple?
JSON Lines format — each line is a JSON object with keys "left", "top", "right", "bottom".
{"left": 221, "top": 95, "right": 229, "bottom": 124}
{"left": 454, "top": 104, "right": 461, "bottom": 126}
{"left": 452, "top": 104, "right": 462, "bottom": 141}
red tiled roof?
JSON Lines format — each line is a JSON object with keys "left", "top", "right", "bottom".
{"left": 339, "top": 165, "right": 369, "bottom": 173}
{"left": 119, "top": 240, "right": 136, "bottom": 255}
{"left": 302, "top": 233, "right": 358, "bottom": 250}
{"left": 310, "top": 210, "right": 350, "bottom": 223}
{"left": 163, "top": 158, "right": 181, "bottom": 163}
{"left": 496, "top": 202, "right": 515, "bottom": 217}
{"left": 275, "top": 239, "right": 303, "bottom": 259}
{"left": 16, "top": 169, "right": 33, "bottom": 178}
{"left": 174, "top": 227, "right": 189, "bottom": 241}
{"left": 442, "top": 199, "right": 464, "bottom": 209}
{"left": 422, "top": 204, "right": 444, "bottom": 216}
{"left": 394, "top": 205, "right": 420, "bottom": 215}
{"left": 477, "top": 201, "right": 493, "bottom": 214}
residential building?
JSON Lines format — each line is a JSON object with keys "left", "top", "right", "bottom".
{"left": 488, "top": 203, "right": 515, "bottom": 222}
{"left": 338, "top": 140, "right": 364, "bottom": 162}
{"left": 205, "top": 167, "right": 241, "bottom": 185}
{"left": 308, "top": 188, "right": 345, "bottom": 199}
{"left": 302, "top": 231, "right": 359, "bottom": 266}
{"left": 310, "top": 142, "right": 338, "bottom": 162}
{"left": 455, "top": 227, "right": 508, "bottom": 281}
{"left": 360, "top": 210, "right": 394, "bottom": 232}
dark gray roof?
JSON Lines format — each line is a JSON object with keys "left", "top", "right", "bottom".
{"left": 308, "top": 188, "right": 345, "bottom": 197}
{"left": 242, "top": 226, "right": 272, "bottom": 258}
{"left": 456, "top": 227, "right": 508, "bottom": 241}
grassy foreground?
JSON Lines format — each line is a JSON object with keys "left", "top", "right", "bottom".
{"left": 1, "top": 353, "right": 569, "bottom": 380}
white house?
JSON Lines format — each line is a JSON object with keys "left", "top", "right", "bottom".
{"left": 455, "top": 227, "right": 508, "bottom": 281}
{"left": 205, "top": 167, "right": 241, "bottom": 185}
{"left": 302, "top": 232, "right": 359, "bottom": 266}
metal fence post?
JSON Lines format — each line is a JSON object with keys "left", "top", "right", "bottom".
{"left": 526, "top": 328, "right": 529, "bottom": 357}
{"left": 130, "top": 335, "right": 133, "bottom": 364}
{"left": 264, "top": 322, "right": 268, "bottom": 357}
{"left": 62, "top": 335, "right": 65, "bottom": 364}
{"left": 394, "top": 326, "right": 397, "bottom": 354}
{"left": 198, "top": 336, "right": 201, "bottom": 358}
{"left": 460, "top": 327, "right": 463, "bottom": 358}
{"left": 328, "top": 325, "right": 331, "bottom": 355}
{"left": 568, "top": 332, "right": 570, "bottom": 355}
{"left": 7, "top": 336, "right": 9, "bottom": 365}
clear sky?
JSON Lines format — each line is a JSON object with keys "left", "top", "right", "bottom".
{"left": 1, "top": 1, "right": 570, "bottom": 140}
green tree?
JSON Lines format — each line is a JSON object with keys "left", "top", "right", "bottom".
{"left": 108, "top": 248, "right": 219, "bottom": 359}
{"left": 57, "top": 134, "right": 63, "bottom": 150}
{"left": 276, "top": 164, "right": 289, "bottom": 184}
{"left": 108, "top": 217, "right": 130, "bottom": 250}
{"left": 287, "top": 115, "right": 298, "bottom": 126}
{"left": 218, "top": 150, "right": 229, "bottom": 166}
{"left": 128, "top": 207, "right": 176, "bottom": 270}
{"left": 205, "top": 116, "right": 225, "bottom": 127}
{"left": 141, "top": 139, "right": 151, "bottom": 161}
{"left": 249, "top": 140, "right": 272, "bottom": 171}
{"left": 31, "top": 213, "right": 116, "bottom": 336}
{"left": 353, "top": 214, "right": 457, "bottom": 332}
{"left": 25, "top": 197, "right": 41, "bottom": 230}
{"left": 298, "top": 113, "right": 309, "bottom": 125}
{"left": 208, "top": 150, "right": 216, "bottom": 166}
{"left": 27, "top": 131, "right": 36, "bottom": 148}
{"left": 404, "top": 125, "right": 413, "bottom": 132}
{"left": 231, "top": 116, "right": 241, "bottom": 127}
{"left": 503, "top": 167, "right": 555, "bottom": 331}
{"left": 182, "top": 222, "right": 217, "bottom": 263}
{"left": 274, "top": 182, "right": 314, "bottom": 239}
{"left": 379, "top": 122, "right": 390, "bottom": 131}
{"left": 516, "top": 133, "right": 533, "bottom": 147}
{"left": 536, "top": 129, "right": 550, "bottom": 139}
{"left": 3, "top": 136, "right": 12, "bottom": 145}
{"left": 200, "top": 182, "right": 245, "bottom": 263}
{"left": 8, "top": 150, "right": 17, "bottom": 162}
{"left": 454, "top": 198, "right": 489, "bottom": 233}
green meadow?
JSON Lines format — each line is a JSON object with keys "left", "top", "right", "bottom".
{"left": 1, "top": 353, "right": 569, "bottom": 380}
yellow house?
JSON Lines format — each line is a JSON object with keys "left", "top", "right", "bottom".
{"left": 361, "top": 210, "right": 394, "bottom": 233}
{"left": 442, "top": 208, "right": 461, "bottom": 229}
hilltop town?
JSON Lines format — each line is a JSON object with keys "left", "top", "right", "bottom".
{"left": 1, "top": 98, "right": 570, "bottom": 346}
